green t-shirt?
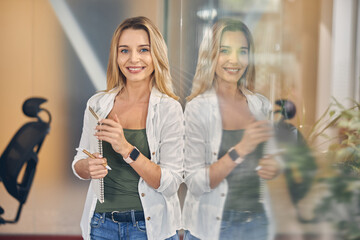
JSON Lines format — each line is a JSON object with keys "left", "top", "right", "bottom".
{"left": 95, "top": 129, "right": 150, "bottom": 213}
{"left": 218, "top": 129, "right": 265, "bottom": 213}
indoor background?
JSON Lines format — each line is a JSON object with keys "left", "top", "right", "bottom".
{"left": 0, "top": 0, "right": 359, "bottom": 239}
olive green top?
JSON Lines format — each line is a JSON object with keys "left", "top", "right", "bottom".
{"left": 95, "top": 129, "right": 150, "bottom": 213}
{"left": 218, "top": 129, "right": 264, "bottom": 213}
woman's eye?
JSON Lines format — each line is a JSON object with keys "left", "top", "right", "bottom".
{"left": 119, "top": 49, "right": 128, "bottom": 53}
{"left": 239, "top": 50, "right": 248, "bottom": 55}
{"left": 140, "top": 48, "right": 150, "bottom": 53}
{"left": 220, "top": 49, "right": 229, "bottom": 54}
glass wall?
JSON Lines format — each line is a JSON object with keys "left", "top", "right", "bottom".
{"left": 0, "top": 0, "right": 359, "bottom": 239}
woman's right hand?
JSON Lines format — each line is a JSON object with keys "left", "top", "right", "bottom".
{"left": 209, "top": 120, "right": 272, "bottom": 189}
{"left": 74, "top": 152, "right": 108, "bottom": 179}
{"left": 234, "top": 120, "right": 273, "bottom": 157}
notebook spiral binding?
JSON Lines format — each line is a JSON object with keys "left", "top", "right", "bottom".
{"left": 259, "top": 138, "right": 276, "bottom": 203}
{"left": 259, "top": 74, "right": 277, "bottom": 204}
{"left": 98, "top": 122, "right": 104, "bottom": 203}
{"left": 89, "top": 106, "right": 105, "bottom": 203}
{"left": 259, "top": 104, "right": 275, "bottom": 204}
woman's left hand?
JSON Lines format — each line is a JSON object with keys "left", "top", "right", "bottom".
{"left": 256, "top": 156, "right": 281, "bottom": 180}
{"left": 95, "top": 114, "right": 133, "bottom": 157}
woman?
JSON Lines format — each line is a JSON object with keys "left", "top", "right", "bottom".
{"left": 183, "top": 19, "right": 281, "bottom": 240}
{"left": 72, "top": 16, "right": 183, "bottom": 240}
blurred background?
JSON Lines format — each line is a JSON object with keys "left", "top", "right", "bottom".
{"left": 0, "top": 0, "right": 359, "bottom": 239}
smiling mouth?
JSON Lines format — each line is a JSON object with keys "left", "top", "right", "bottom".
{"left": 224, "top": 68, "right": 240, "bottom": 73}
{"left": 127, "top": 67, "right": 145, "bottom": 73}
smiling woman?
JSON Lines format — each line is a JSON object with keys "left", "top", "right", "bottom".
{"left": 215, "top": 31, "right": 249, "bottom": 85}
{"left": 183, "top": 19, "right": 281, "bottom": 240}
{"left": 72, "top": 16, "right": 183, "bottom": 240}
{"left": 117, "top": 29, "right": 154, "bottom": 84}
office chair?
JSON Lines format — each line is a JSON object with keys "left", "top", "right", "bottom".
{"left": 274, "top": 99, "right": 317, "bottom": 223}
{"left": 0, "top": 97, "right": 51, "bottom": 224}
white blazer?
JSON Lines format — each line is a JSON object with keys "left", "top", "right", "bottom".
{"left": 182, "top": 88, "right": 276, "bottom": 240}
{"left": 72, "top": 87, "right": 184, "bottom": 240}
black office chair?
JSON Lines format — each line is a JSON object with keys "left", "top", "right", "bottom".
{"left": 274, "top": 99, "right": 317, "bottom": 223}
{"left": 0, "top": 97, "right": 51, "bottom": 224}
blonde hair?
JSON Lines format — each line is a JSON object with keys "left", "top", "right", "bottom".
{"left": 106, "top": 16, "right": 178, "bottom": 100}
{"left": 187, "top": 19, "right": 256, "bottom": 101}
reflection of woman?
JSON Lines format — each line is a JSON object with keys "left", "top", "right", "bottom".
{"left": 183, "top": 19, "right": 281, "bottom": 240}
{"left": 72, "top": 16, "right": 183, "bottom": 240}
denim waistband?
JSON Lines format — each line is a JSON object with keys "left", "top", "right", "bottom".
{"left": 101, "top": 210, "right": 145, "bottom": 223}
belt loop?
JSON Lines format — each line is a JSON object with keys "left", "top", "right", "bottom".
{"left": 101, "top": 212, "right": 106, "bottom": 223}
{"left": 131, "top": 210, "right": 136, "bottom": 226}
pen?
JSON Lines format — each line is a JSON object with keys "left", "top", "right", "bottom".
{"left": 76, "top": 147, "right": 112, "bottom": 170}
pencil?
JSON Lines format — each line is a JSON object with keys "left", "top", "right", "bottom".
{"left": 76, "top": 147, "right": 112, "bottom": 170}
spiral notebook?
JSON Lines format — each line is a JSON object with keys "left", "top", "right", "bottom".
{"left": 88, "top": 106, "right": 105, "bottom": 203}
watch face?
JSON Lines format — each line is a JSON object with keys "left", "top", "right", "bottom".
{"left": 228, "top": 148, "right": 240, "bottom": 161}
{"left": 130, "top": 147, "right": 140, "bottom": 161}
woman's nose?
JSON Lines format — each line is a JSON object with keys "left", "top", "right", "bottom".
{"left": 129, "top": 51, "right": 140, "bottom": 62}
{"left": 228, "top": 51, "right": 239, "bottom": 63}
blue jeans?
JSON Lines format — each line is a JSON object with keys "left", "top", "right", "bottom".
{"left": 184, "top": 212, "right": 268, "bottom": 240}
{"left": 219, "top": 211, "right": 268, "bottom": 240}
{"left": 90, "top": 212, "right": 179, "bottom": 240}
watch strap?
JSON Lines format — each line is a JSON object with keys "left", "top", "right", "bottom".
{"left": 123, "top": 146, "right": 140, "bottom": 164}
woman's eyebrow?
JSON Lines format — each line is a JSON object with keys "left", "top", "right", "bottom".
{"left": 118, "top": 44, "right": 150, "bottom": 48}
{"left": 220, "top": 45, "right": 249, "bottom": 49}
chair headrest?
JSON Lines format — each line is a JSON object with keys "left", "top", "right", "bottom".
{"left": 22, "top": 98, "right": 48, "bottom": 118}
{"left": 275, "top": 99, "right": 296, "bottom": 120}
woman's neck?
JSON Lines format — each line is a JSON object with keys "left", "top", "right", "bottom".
{"left": 215, "top": 78, "right": 243, "bottom": 101}
{"left": 120, "top": 79, "right": 151, "bottom": 103}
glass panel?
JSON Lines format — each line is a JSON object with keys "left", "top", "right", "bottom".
{"left": 0, "top": 0, "right": 359, "bottom": 238}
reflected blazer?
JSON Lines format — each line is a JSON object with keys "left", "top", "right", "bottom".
{"left": 182, "top": 88, "right": 276, "bottom": 240}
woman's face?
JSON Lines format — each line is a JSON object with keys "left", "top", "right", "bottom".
{"left": 215, "top": 30, "right": 249, "bottom": 85}
{"left": 117, "top": 28, "right": 154, "bottom": 84}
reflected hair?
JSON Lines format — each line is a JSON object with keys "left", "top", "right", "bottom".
{"left": 187, "top": 19, "right": 255, "bottom": 101}
{"left": 106, "top": 16, "right": 178, "bottom": 100}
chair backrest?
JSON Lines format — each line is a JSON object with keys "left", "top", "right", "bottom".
{"left": 0, "top": 97, "right": 50, "bottom": 205}
{"left": 0, "top": 122, "right": 49, "bottom": 203}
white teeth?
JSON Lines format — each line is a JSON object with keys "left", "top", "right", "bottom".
{"left": 128, "top": 67, "right": 142, "bottom": 71}
{"left": 225, "top": 68, "right": 240, "bottom": 72}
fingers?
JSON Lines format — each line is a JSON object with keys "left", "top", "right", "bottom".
{"left": 88, "top": 157, "right": 108, "bottom": 179}
{"left": 247, "top": 121, "right": 272, "bottom": 136}
{"left": 256, "top": 157, "right": 280, "bottom": 180}
{"left": 97, "top": 118, "right": 122, "bottom": 128}
{"left": 236, "top": 121, "right": 273, "bottom": 155}
{"left": 95, "top": 123, "right": 123, "bottom": 142}
{"left": 95, "top": 119, "right": 124, "bottom": 142}
{"left": 96, "top": 120, "right": 121, "bottom": 132}
{"left": 92, "top": 152, "right": 103, "bottom": 158}
{"left": 246, "top": 131, "right": 272, "bottom": 144}
{"left": 95, "top": 130, "right": 120, "bottom": 141}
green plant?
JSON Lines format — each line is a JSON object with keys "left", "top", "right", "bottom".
{"left": 308, "top": 98, "right": 360, "bottom": 240}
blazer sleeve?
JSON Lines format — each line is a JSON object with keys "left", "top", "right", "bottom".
{"left": 154, "top": 99, "right": 185, "bottom": 198}
{"left": 72, "top": 99, "right": 93, "bottom": 180}
{"left": 183, "top": 100, "right": 212, "bottom": 198}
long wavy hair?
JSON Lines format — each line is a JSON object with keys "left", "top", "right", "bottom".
{"left": 106, "top": 16, "right": 178, "bottom": 100}
{"left": 187, "top": 19, "right": 255, "bottom": 101}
